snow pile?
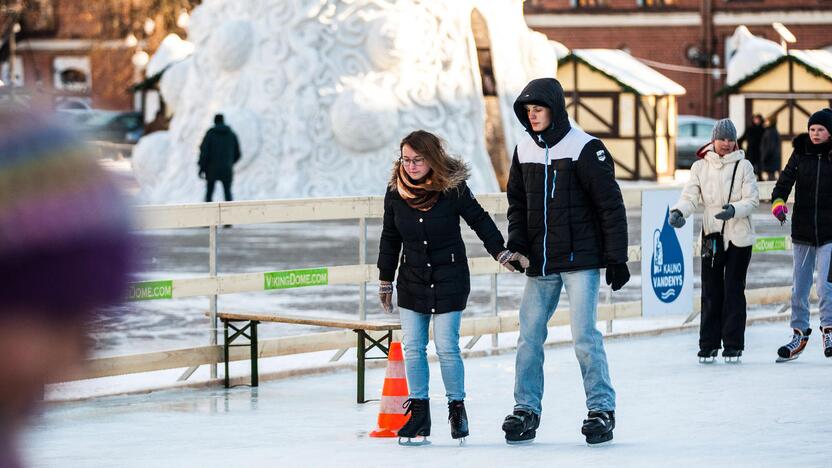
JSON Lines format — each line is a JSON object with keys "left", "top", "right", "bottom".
{"left": 132, "top": 0, "right": 557, "bottom": 203}
{"left": 145, "top": 33, "right": 195, "bottom": 77}
{"left": 725, "top": 26, "right": 784, "bottom": 87}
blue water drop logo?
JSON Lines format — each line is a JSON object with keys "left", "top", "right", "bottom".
{"left": 651, "top": 207, "right": 685, "bottom": 303}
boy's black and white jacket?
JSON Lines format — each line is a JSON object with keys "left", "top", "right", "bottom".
{"left": 507, "top": 78, "right": 628, "bottom": 277}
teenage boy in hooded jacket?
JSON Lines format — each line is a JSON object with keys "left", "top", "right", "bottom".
{"left": 501, "top": 78, "right": 629, "bottom": 446}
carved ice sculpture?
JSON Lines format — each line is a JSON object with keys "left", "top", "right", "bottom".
{"left": 133, "top": 0, "right": 556, "bottom": 202}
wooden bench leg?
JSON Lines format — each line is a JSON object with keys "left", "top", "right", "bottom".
{"left": 250, "top": 321, "right": 259, "bottom": 387}
{"left": 223, "top": 320, "right": 259, "bottom": 388}
{"left": 223, "top": 320, "right": 230, "bottom": 388}
{"left": 354, "top": 330, "right": 393, "bottom": 404}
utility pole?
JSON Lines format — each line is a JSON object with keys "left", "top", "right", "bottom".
{"left": 700, "top": 0, "right": 714, "bottom": 117}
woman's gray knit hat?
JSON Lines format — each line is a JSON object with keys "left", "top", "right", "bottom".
{"left": 711, "top": 118, "right": 737, "bottom": 141}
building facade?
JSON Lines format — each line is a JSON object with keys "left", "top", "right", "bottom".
{"left": 1, "top": 0, "right": 186, "bottom": 110}
{"left": 524, "top": 0, "right": 832, "bottom": 118}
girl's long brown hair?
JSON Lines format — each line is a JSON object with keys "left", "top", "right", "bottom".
{"left": 398, "top": 130, "right": 467, "bottom": 192}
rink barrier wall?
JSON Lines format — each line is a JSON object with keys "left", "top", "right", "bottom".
{"left": 73, "top": 181, "right": 796, "bottom": 382}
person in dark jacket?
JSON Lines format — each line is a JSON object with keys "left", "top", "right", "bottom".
{"left": 377, "top": 130, "right": 527, "bottom": 445}
{"left": 738, "top": 113, "right": 764, "bottom": 177}
{"left": 771, "top": 108, "right": 832, "bottom": 361}
{"left": 501, "top": 78, "right": 629, "bottom": 446}
{"left": 759, "top": 116, "right": 781, "bottom": 181}
{"left": 198, "top": 114, "right": 241, "bottom": 202}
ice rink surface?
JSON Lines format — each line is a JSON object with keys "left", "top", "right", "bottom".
{"left": 23, "top": 320, "right": 831, "bottom": 468}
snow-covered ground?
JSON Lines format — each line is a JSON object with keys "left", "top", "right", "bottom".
{"left": 22, "top": 319, "right": 831, "bottom": 467}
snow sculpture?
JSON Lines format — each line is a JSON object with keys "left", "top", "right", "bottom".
{"left": 133, "top": 0, "right": 556, "bottom": 202}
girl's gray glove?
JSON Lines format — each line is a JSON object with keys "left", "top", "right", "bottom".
{"left": 668, "top": 209, "right": 685, "bottom": 228}
{"left": 379, "top": 281, "right": 394, "bottom": 314}
{"left": 497, "top": 249, "right": 529, "bottom": 273}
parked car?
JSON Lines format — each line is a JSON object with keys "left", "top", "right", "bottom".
{"left": 676, "top": 115, "right": 716, "bottom": 169}
{"left": 74, "top": 110, "right": 144, "bottom": 144}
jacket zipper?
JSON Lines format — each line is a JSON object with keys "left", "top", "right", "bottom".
{"left": 403, "top": 254, "right": 406, "bottom": 264}
{"left": 540, "top": 135, "right": 550, "bottom": 277}
{"left": 815, "top": 155, "right": 821, "bottom": 246}
{"left": 451, "top": 253, "right": 455, "bottom": 263}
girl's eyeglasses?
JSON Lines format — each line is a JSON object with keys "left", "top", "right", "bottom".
{"left": 400, "top": 157, "right": 426, "bottom": 167}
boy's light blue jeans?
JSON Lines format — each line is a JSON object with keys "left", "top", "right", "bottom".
{"left": 514, "top": 269, "right": 616, "bottom": 415}
{"left": 791, "top": 242, "right": 832, "bottom": 330}
{"left": 399, "top": 308, "right": 464, "bottom": 401}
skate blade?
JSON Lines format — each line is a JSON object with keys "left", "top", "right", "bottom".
{"left": 456, "top": 437, "right": 467, "bottom": 447}
{"left": 724, "top": 357, "right": 741, "bottom": 364}
{"left": 587, "top": 439, "right": 614, "bottom": 447}
{"left": 398, "top": 437, "right": 431, "bottom": 446}
{"left": 698, "top": 357, "right": 716, "bottom": 364}
{"left": 775, "top": 356, "right": 797, "bottom": 363}
{"left": 586, "top": 432, "right": 614, "bottom": 446}
{"left": 506, "top": 438, "right": 535, "bottom": 445}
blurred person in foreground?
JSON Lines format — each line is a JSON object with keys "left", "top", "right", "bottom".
{"left": 0, "top": 108, "right": 134, "bottom": 468}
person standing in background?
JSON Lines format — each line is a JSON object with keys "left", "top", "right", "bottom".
{"left": 760, "top": 116, "right": 782, "bottom": 181}
{"left": 199, "top": 114, "right": 241, "bottom": 202}
{"left": 738, "top": 114, "right": 764, "bottom": 178}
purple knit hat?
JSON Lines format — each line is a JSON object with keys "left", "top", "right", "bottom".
{"left": 0, "top": 109, "right": 135, "bottom": 320}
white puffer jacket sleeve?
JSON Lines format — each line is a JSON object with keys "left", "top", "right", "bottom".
{"left": 671, "top": 148, "right": 759, "bottom": 248}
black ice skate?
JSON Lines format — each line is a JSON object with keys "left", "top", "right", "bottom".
{"left": 581, "top": 410, "right": 615, "bottom": 446}
{"left": 776, "top": 328, "right": 811, "bottom": 363}
{"left": 397, "top": 399, "right": 431, "bottom": 446}
{"left": 448, "top": 400, "right": 468, "bottom": 446}
{"left": 822, "top": 327, "right": 832, "bottom": 358}
{"left": 502, "top": 409, "right": 540, "bottom": 445}
{"left": 722, "top": 348, "right": 742, "bottom": 364}
{"left": 698, "top": 348, "right": 718, "bottom": 364}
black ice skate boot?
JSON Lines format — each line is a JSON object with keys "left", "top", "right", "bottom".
{"left": 697, "top": 348, "right": 718, "bottom": 364}
{"left": 582, "top": 410, "right": 615, "bottom": 446}
{"left": 776, "top": 328, "right": 811, "bottom": 362}
{"left": 502, "top": 409, "right": 540, "bottom": 445}
{"left": 448, "top": 400, "right": 469, "bottom": 445}
{"left": 398, "top": 399, "right": 431, "bottom": 446}
{"left": 822, "top": 327, "right": 832, "bottom": 358}
{"left": 722, "top": 347, "right": 743, "bottom": 364}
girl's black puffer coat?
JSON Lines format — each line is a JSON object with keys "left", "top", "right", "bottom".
{"left": 377, "top": 182, "right": 505, "bottom": 314}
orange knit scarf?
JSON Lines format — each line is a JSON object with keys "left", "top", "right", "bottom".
{"left": 396, "top": 163, "right": 440, "bottom": 212}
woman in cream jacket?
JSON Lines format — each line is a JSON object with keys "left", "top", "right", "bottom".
{"left": 668, "top": 119, "right": 759, "bottom": 362}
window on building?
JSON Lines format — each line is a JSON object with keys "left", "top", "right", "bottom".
{"left": 571, "top": 0, "right": 605, "bottom": 8}
{"left": 638, "top": 0, "right": 674, "bottom": 6}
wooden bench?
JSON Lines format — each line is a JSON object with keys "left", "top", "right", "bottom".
{"left": 216, "top": 312, "right": 401, "bottom": 403}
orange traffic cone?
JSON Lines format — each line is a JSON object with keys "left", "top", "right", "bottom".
{"left": 369, "top": 341, "right": 409, "bottom": 438}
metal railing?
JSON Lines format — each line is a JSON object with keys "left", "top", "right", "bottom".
{"left": 72, "top": 181, "right": 796, "bottom": 383}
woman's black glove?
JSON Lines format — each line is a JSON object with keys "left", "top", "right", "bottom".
{"left": 714, "top": 204, "right": 735, "bottom": 220}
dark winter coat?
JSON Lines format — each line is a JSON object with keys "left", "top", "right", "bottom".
{"left": 760, "top": 126, "right": 781, "bottom": 173}
{"left": 771, "top": 134, "right": 832, "bottom": 246}
{"left": 738, "top": 123, "right": 763, "bottom": 169}
{"left": 198, "top": 124, "right": 241, "bottom": 180}
{"left": 506, "top": 78, "right": 628, "bottom": 276}
{"left": 377, "top": 172, "right": 505, "bottom": 314}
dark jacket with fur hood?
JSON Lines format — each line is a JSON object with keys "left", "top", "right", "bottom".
{"left": 377, "top": 159, "right": 505, "bottom": 314}
{"left": 771, "top": 133, "right": 832, "bottom": 246}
